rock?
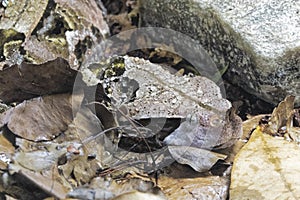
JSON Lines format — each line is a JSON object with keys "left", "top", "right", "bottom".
{"left": 140, "top": 0, "right": 300, "bottom": 106}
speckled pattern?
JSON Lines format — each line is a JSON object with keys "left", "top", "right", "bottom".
{"left": 111, "top": 56, "right": 243, "bottom": 149}
{"left": 140, "top": 0, "right": 300, "bottom": 106}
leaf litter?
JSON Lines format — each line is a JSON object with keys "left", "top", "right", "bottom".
{"left": 0, "top": 0, "right": 299, "bottom": 199}
{"left": 230, "top": 96, "right": 300, "bottom": 200}
{"left": 0, "top": 55, "right": 235, "bottom": 199}
{"left": 2, "top": 55, "right": 298, "bottom": 199}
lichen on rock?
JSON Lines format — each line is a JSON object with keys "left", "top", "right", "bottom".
{"left": 140, "top": 0, "right": 300, "bottom": 106}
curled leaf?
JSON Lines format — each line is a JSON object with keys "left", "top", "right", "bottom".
{"left": 168, "top": 146, "right": 226, "bottom": 172}
{"left": 264, "top": 95, "right": 295, "bottom": 136}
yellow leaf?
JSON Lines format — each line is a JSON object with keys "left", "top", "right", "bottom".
{"left": 230, "top": 127, "right": 300, "bottom": 199}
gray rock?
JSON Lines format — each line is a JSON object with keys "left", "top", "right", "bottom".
{"left": 140, "top": 0, "right": 300, "bottom": 106}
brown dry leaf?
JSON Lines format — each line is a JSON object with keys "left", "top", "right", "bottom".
{"left": 19, "top": 169, "right": 70, "bottom": 199}
{"left": 108, "top": 13, "right": 136, "bottom": 35}
{"left": 149, "top": 44, "right": 183, "bottom": 65}
{"left": 219, "top": 114, "right": 266, "bottom": 163}
{"left": 56, "top": 133, "right": 102, "bottom": 185}
{"left": 0, "top": 131, "right": 14, "bottom": 170}
{"left": 264, "top": 95, "right": 295, "bottom": 136}
{"left": 6, "top": 93, "right": 83, "bottom": 141}
{"left": 112, "top": 191, "right": 166, "bottom": 200}
{"left": 168, "top": 146, "right": 227, "bottom": 172}
{"left": 1, "top": 163, "right": 70, "bottom": 199}
{"left": 0, "top": 171, "right": 50, "bottom": 199}
{"left": 231, "top": 96, "right": 300, "bottom": 199}
{"left": 23, "top": 36, "right": 69, "bottom": 64}
{"left": 230, "top": 127, "right": 300, "bottom": 200}
{"left": 72, "top": 158, "right": 100, "bottom": 184}
{"left": 55, "top": 0, "right": 109, "bottom": 36}
{"left": 158, "top": 175, "right": 228, "bottom": 200}
{"left": 0, "top": 107, "right": 13, "bottom": 128}
{"left": 0, "top": 132, "right": 14, "bottom": 154}
{"left": 59, "top": 155, "right": 100, "bottom": 185}
{"left": 68, "top": 177, "right": 164, "bottom": 200}
{"left": 0, "top": 0, "right": 48, "bottom": 37}
{"left": 0, "top": 58, "right": 81, "bottom": 104}
{"left": 67, "top": 187, "right": 114, "bottom": 199}
{"left": 12, "top": 149, "right": 63, "bottom": 172}
{"left": 65, "top": 106, "right": 105, "bottom": 160}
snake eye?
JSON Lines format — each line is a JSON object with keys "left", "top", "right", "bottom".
{"left": 210, "top": 115, "right": 223, "bottom": 127}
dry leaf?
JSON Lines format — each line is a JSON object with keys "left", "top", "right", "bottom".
{"left": 0, "top": 58, "right": 81, "bottom": 104}
{"left": 12, "top": 150, "right": 63, "bottom": 172}
{"left": 67, "top": 172, "right": 165, "bottom": 199}
{"left": 19, "top": 169, "right": 69, "bottom": 199}
{"left": 23, "top": 36, "right": 69, "bottom": 64}
{"left": 0, "top": 132, "right": 14, "bottom": 154}
{"left": 66, "top": 107, "right": 104, "bottom": 151}
{"left": 230, "top": 127, "right": 300, "bottom": 199}
{"left": 0, "top": 171, "right": 50, "bottom": 199}
{"left": 219, "top": 114, "right": 267, "bottom": 163}
{"left": 0, "top": 0, "right": 48, "bottom": 37}
{"left": 264, "top": 95, "right": 295, "bottom": 136}
{"left": 6, "top": 93, "right": 83, "bottom": 141}
{"left": 72, "top": 157, "right": 100, "bottom": 184}
{"left": 55, "top": 0, "right": 109, "bottom": 36}
{"left": 149, "top": 44, "right": 183, "bottom": 65}
{"left": 112, "top": 191, "right": 166, "bottom": 200}
{"left": 1, "top": 163, "right": 71, "bottom": 199}
{"left": 0, "top": 131, "right": 14, "bottom": 170}
{"left": 67, "top": 187, "right": 114, "bottom": 200}
{"left": 168, "top": 146, "right": 227, "bottom": 172}
{"left": 231, "top": 96, "right": 300, "bottom": 199}
{"left": 158, "top": 175, "right": 228, "bottom": 200}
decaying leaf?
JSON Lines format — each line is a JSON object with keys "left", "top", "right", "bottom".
{"left": 23, "top": 36, "right": 69, "bottom": 64}
{"left": 0, "top": 171, "right": 51, "bottom": 199}
{"left": 12, "top": 151, "right": 59, "bottom": 172}
{"left": 219, "top": 114, "right": 267, "bottom": 163}
{"left": 55, "top": 0, "right": 109, "bottom": 36}
{"left": 230, "top": 127, "right": 300, "bottom": 200}
{"left": 65, "top": 106, "right": 105, "bottom": 161}
{"left": 0, "top": 132, "right": 14, "bottom": 154}
{"left": 0, "top": 29, "right": 25, "bottom": 60}
{"left": 61, "top": 156, "right": 100, "bottom": 185}
{"left": 68, "top": 177, "right": 166, "bottom": 200}
{"left": 19, "top": 169, "right": 69, "bottom": 199}
{"left": 0, "top": 162, "right": 71, "bottom": 199}
{"left": 6, "top": 93, "right": 83, "bottom": 141}
{"left": 0, "top": 132, "right": 14, "bottom": 169}
{"left": 231, "top": 96, "right": 300, "bottom": 199}
{"left": 67, "top": 187, "right": 114, "bottom": 200}
{"left": 0, "top": 0, "right": 109, "bottom": 67}
{"left": 263, "top": 95, "right": 295, "bottom": 136}
{"left": 168, "top": 146, "right": 227, "bottom": 172}
{"left": 158, "top": 174, "right": 229, "bottom": 200}
{"left": 10, "top": 140, "right": 72, "bottom": 172}
{"left": 112, "top": 191, "right": 166, "bottom": 200}
{"left": 0, "top": 58, "right": 82, "bottom": 104}
{"left": 0, "top": 0, "right": 48, "bottom": 37}
{"left": 149, "top": 44, "right": 183, "bottom": 65}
